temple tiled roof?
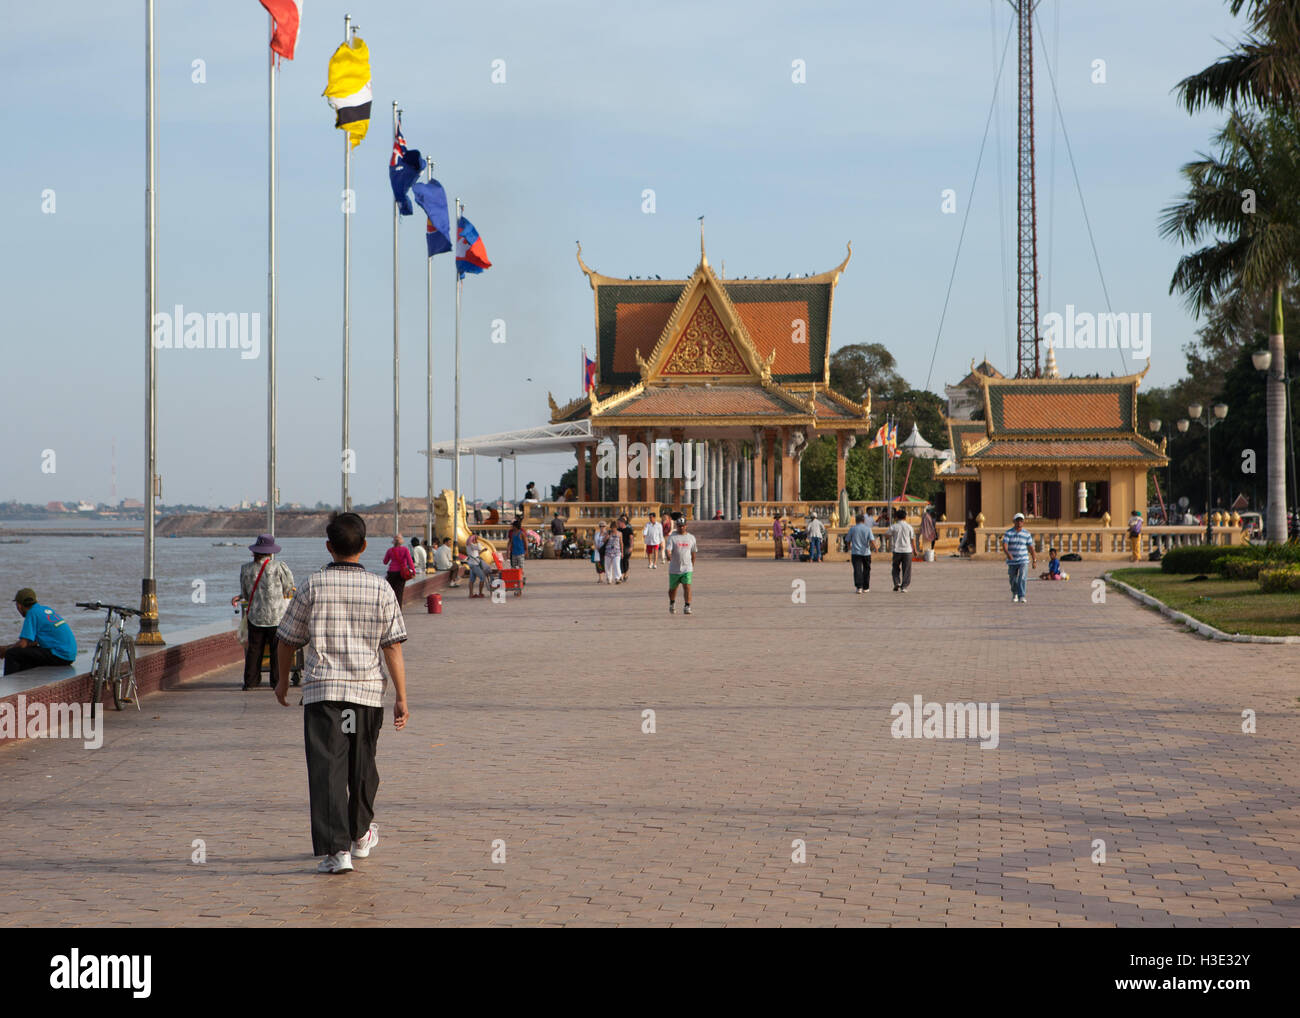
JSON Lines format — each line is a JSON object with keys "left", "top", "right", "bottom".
{"left": 965, "top": 437, "right": 1167, "bottom": 465}
{"left": 594, "top": 384, "right": 808, "bottom": 421}
{"left": 983, "top": 378, "right": 1136, "bottom": 434}
{"left": 948, "top": 420, "right": 988, "bottom": 464}
{"left": 580, "top": 245, "right": 849, "bottom": 388}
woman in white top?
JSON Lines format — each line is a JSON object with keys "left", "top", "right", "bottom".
{"left": 604, "top": 521, "right": 624, "bottom": 584}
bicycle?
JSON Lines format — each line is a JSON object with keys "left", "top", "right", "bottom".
{"left": 75, "top": 601, "right": 143, "bottom": 719}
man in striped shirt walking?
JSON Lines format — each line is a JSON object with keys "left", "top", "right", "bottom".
{"left": 1003, "top": 512, "right": 1037, "bottom": 603}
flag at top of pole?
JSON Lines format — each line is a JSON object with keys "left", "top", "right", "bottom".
{"left": 389, "top": 120, "right": 424, "bottom": 216}
{"left": 456, "top": 216, "right": 492, "bottom": 277}
{"left": 323, "top": 34, "right": 372, "bottom": 146}
{"left": 259, "top": 0, "right": 302, "bottom": 59}
{"left": 413, "top": 178, "right": 452, "bottom": 256}
{"left": 583, "top": 348, "right": 596, "bottom": 393}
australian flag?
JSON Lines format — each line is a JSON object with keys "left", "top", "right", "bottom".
{"left": 389, "top": 123, "right": 425, "bottom": 216}
{"left": 413, "top": 178, "right": 452, "bottom": 257}
{"left": 456, "top": 216, "right": 492, "bottom": 278}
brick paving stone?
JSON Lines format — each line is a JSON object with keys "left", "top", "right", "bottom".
{"left": 1, "top": 557, "right": 1297, "bottom": 926}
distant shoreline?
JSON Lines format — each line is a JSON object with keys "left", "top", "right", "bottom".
{"left": 1, "top": 509, "right": 441, "bottom": 540}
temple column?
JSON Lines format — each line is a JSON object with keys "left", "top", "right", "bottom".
{"left": 703, "top": 441, "right": 712, "bottom": 518}
{"left": 836, "top": 433, "right": 846, "bottom": 496}
{"left": 764, "top": 430, "right": 776, "bottom": 504}
{"left": 576, "top": 443, "right": 587, "bottom": 502}
{"left": 780, "top": 428, "right": 796, "bottom": 502}
{"left": 727, "top": 442, "right": 739, "bottom": 519}
{"left": 751, "top": 429, "right": 763, "bottom": 506}
{"left": 671, "top": 429, "right": 685, "bottom": 508}
{"left": 616, "top": 430, "right": 629, "bottom": 504}
{"left": 708, "top": 442, "right": 718, "bottom": 518}
{"left": 721, "top": 444, "right": 731, "bottom": 520}
{"left": 639, "top": 429, "right": 651, "bottom": 503}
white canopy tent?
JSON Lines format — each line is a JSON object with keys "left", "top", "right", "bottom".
{"left": 419, "top": 419, "right": 595, "bottom": 508}
{"left": 421, "top": 419, "right": 594, "bottom": 460}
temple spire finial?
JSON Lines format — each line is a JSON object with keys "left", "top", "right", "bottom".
{"left": 698, "top": 215, "right": 707, "bottom": 268}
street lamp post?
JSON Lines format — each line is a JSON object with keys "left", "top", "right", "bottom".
{"left": 1177, "top": 402, "right": 1228, "bottom": 545}
{"left": 1147, "top": 419, "right": 1174, "bottom": 522}
{"left": 1252, "top": 348, "right": 1298, "bottom": 540}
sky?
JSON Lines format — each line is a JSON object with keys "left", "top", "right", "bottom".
{"left": 0, "top": 0, "right": 1243, "bottom": 507}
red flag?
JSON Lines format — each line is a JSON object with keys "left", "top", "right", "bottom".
{"left": 260, "top": 0, "right": 302, "bottom": 60}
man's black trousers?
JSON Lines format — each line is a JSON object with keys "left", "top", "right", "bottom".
{"left": 851, "top": 554, "right": 872, "bottom": 591}
{"left": 304, "top": 700, "right": 384, "bottom": 856}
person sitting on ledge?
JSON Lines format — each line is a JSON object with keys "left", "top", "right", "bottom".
{"left": 1, "top": 588, "right": 78, "bottom": 676}
{"left": 433, "top": 537, "right": 461, "bottom": 586}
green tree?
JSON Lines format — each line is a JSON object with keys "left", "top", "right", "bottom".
{"left": 1175, "top": 1, "right": 1300, "bottom": 114}
{"left": 829, "top": 343, "right": 904, "bottom": 405}
{"left": 1159, "top": 108, "right": 1300, "bottom": 539}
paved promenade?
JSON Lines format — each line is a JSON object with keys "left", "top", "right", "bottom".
{"left": 2, "top": 556, "right": 1298, "bottom": 927}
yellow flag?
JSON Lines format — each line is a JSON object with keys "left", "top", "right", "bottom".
{"left": 323, "top": 37, "right": 372, "bottom": 146}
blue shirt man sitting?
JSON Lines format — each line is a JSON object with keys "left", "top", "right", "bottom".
{"left": 2, "top": 588, "right": 78, "bottom": 675}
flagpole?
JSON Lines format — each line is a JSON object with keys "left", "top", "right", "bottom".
{"left": 453, "top": 197, "right": 463, "bottom": 555}
{"left": 267, "top": 14, "right": 278, "bottom": 535}
{"left": 392, "top": 101, "right": 401, "bottom": 540}
{"left": 425, "top": 163, "right": 435, "bottom": 550}
{"left": 138, "top": 0, "right": 162, "bottom": 645}
{"left": 341, "top": 14, "right": 353, "bottom": 512}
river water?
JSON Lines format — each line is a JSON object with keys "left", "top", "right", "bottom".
{"left": 0, "top": 518, "right": 411, "bottom": 653}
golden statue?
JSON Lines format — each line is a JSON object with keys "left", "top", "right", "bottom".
{"left": 433, "top": 489, "right": 499, "bottom": 562}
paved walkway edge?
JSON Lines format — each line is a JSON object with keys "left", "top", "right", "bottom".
{"left": 1103, "top": 571, "right": 1300, "bottom": 645}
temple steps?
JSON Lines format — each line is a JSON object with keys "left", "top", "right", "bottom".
{"left": 686, "top": 520, "right": 747, "bottom": 557}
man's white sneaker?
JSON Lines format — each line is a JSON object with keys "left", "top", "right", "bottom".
{"left": 1012, "top": 595, "right": 1019, "bottom": 603}
{"left": 683, "top": 604, "right": 692, "bottom": 615}
{"left": 351, "top": 822, "right": 378, "bottom": 859}
{"left": 668, "top": 603, "right": 676, "bottom": 614}
{"left": 317, "top": 851, "right": 353, "bottom": 874}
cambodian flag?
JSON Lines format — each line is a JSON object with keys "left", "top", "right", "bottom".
{"left": 456, "top": 216, "right": 492, "bottom": 277}
{"left": 583, "top": 349, "right": 596, "bottom": 393}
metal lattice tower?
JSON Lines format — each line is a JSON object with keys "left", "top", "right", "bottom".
{"left": 1014, "top": 0, "right": 1040, "bottom": 379}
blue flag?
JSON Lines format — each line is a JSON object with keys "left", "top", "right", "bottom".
{"left": 413, "top": 178, "right": 452, "bottom": 256}
{"left": 389, "top": 125, "right": 425, "bottom": 216}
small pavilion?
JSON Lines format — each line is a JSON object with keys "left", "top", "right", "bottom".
{"left": 548, "top": 242, "right": 872, "bottom": 517}
{"left": 936, "top": 361, "right": 1170, "bottom": 547}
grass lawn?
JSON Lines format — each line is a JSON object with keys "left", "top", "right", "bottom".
{"left": 1110, "top": 567, "right": 1300, "bottom": 638}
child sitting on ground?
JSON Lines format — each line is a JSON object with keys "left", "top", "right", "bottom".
{"left": 1040, "top": 548, "right": 1069, "bottom": 581}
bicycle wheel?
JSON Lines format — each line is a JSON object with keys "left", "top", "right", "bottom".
{"left": 110, "top": 639, "right": 137, "bottom": 711}
{"left": 89, "top": 637, "right": 110, "bottom": 720}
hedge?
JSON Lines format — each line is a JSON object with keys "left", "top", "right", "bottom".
{"left": 1160, "top": 545, "right": 1239, "bottom": 574}
{"left": 1258, "top": 566, "right": 1300, "bottom": 593}
{"left": 1218, "top": 555, "right": 1272, "bottom": 580}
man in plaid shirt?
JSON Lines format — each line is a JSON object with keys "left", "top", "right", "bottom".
{"left": 276, "top": 512, "right": 410, "bottom": 874}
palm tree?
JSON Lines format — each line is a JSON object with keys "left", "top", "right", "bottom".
{"left": 1176, "top": 2, "right": 1300, "bottom": 114}
{"left": 1160, "top": 109, "right": 1300, "bottom": 541}
{"left": 1176, "top": 1, "right": 1300, "bottom": 542}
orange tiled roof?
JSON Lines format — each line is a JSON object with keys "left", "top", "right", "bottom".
{"left": 999, "top": 391, "right": 1124, "bottom": 431}
{"left": 595, "top": 385, "right": 805, "bottom": 420}
{"left": 734, "top": 300, "right": 813, "bottom": 376}
{"left": 613, "top": 302, "right": 676, "bottom": 374}
{"left": 966, "top": 438, "right": 1166, "bottom": 464}
{"left": 812, "top": 390, "right": 859, "bottom": 419}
